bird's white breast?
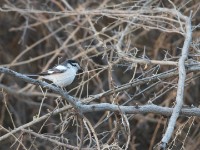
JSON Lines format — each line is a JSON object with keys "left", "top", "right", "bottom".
{"left": 42, "top": 68, "right": 77, "bottom": 87}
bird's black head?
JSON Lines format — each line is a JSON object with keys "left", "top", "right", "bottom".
{"left": 67, "top": 60, "right": 78, "bottom": 65}
{"left": 64, "top": 59, "right": 83, "bottom": 72}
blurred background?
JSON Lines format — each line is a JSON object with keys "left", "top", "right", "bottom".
{"left": 0, "top": 0, "right": 200, "bottom": 149}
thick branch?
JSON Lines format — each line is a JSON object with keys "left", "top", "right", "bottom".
{"left": 0, "top": 65, "right": 199, "bottom": 143}
{"left": 161, "top": 13, "right": 192, "bottom": 148}
{"left": 0, "top": 103, "right": 200, "bottom": 143}
{"left": 80, "top": 103, "right": 200, "bottom": 116}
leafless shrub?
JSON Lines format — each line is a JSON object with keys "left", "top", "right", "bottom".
{"left": 0, "top": 0, "right": 200, "bottom": 149}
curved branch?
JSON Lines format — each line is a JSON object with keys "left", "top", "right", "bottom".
{"left": 161, "top": 12, "right": 192, "bottom": 148}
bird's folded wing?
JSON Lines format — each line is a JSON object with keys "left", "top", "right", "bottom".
{"left": 39, "top": 65, "right": 68, "bottom": 76}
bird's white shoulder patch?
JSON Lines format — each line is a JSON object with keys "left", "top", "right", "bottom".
{"left": 47, "top": 70, "right": 54, "bottom": 74}
{"left": 55, "top": 65, "right": 67, "bottom": 70}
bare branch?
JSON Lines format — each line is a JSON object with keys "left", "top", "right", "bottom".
{"left": 0, "top": 67, "right": 200, "bottom": 144}
{"left": 0, "top": 102, "right": 200, "bottom": 143}
{"left": 0, "top": 2, "right": 199, "bottom": 149}
{"left": 161, "top": 12, "right": 193, "bottom": 148}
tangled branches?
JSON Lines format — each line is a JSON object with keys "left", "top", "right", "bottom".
{"left": 0, "top": 0, "right": 200, "bottom": 149}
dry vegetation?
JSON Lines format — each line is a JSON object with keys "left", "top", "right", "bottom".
{"left": 0, "top": 0, "right": 200, "bottom": 149}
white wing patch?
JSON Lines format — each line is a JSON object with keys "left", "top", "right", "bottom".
{"left": 47, "top": 70, "right": 54, "bottom": 74}
{"left": 55, "top": 65, "right": 68, "bottom": 70}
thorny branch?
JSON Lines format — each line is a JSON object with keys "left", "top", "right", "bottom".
{"left": 0, "top": 66, "right": 200, "bottom": 143}
{"left": 0, "top": 1, "right": 200, "bottom": 149}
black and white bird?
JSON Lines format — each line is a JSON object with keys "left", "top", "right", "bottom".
{"left": 28, "top": 60, "right": 82, "bottom": 88}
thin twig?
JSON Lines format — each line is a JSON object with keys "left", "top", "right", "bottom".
{"left": 21, "top": 129, "right": 91, "bottom": 150}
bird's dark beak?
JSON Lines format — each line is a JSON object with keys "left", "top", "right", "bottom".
{"left": 78, "top": 67, "right": 83, "bottom": 73}
{"left": 77, "top": 67, "right": 83, "bottom": 79}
